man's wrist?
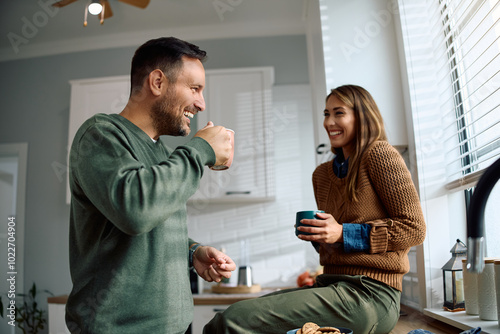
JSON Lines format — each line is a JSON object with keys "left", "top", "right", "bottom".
{"left": 189, "top": 243, "right": 201, "bottom": 266}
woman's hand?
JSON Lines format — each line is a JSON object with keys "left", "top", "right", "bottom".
{"left": 296, "top": 212, "right": 343, "bottom": 244}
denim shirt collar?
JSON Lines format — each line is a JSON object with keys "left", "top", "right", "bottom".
{"left": 333, "top": 156, "right": 349, "bottom": 179}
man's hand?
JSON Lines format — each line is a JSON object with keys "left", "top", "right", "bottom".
{"left": 193, "top": 245, "right": 236, "bottom": 282}
{"left": 194, "top": 121, "right": 232, "bottom": 167}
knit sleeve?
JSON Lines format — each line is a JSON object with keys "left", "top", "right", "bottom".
{"left": 365, "top": 142, "right": 426, "bottom": 253}
{"left": 188, "top": 238, "right": 201, "bottom": 267}
{"left": 71, "top": 120, "right": 215, "bottom": 236}
{"left": 189, "top": 238, "right": 199, "bottom": 249}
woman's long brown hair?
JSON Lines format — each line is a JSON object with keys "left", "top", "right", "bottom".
{"left": 327, "top": 85, "right": 387, "bottom": 201}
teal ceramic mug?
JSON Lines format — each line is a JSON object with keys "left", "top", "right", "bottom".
{"left": 295, "top": 210, "right": 324, "bottom": 236}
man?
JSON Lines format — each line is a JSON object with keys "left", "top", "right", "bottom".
{"left": 66, "top": 37, "right": 236, "bottom": 334}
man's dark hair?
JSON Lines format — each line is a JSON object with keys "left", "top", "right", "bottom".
{"left": 130, "top": 37, "right": 207, "bottom": 95}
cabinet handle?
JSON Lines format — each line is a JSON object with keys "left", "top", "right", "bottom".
{"left": 225, "top": 191, "right": 251, "bottom": 195}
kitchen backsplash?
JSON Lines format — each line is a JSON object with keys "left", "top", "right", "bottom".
{"left": 187, "top": 84, "right": 320, "bottom": 289}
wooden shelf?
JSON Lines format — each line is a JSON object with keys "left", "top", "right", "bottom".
{"left": 424, "top": 308, "right": 500, "bottom": 333}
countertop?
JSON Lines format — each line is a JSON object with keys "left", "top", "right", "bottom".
{"left": 48, "top": 287, "right": 289, "bottom": 306}
{"left": 193, "top": 288, "right": 283, "bottom": 305}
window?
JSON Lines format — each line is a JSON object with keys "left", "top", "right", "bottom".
{"left": 439, "top": 0, "right": 500, "bottom": 189}
{"left": 397, "top": 0, "right": 500, "bottom": 314}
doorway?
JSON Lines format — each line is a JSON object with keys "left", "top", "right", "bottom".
{"left": 0, "top": 143, "right": 27, "bottom": 334}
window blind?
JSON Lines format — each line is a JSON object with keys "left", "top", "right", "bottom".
{"left": 428, "top": 0, "right": 500, "bottom": 190}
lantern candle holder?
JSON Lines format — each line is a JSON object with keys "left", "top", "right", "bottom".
{"left": 442, "top": 239, "right": 467, "bottom": 312}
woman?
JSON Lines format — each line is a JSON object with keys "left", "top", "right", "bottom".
{"left": 204, "top": 85, "right": 426, "bottom": 334}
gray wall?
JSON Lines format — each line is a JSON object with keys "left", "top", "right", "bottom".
{"left": 0, "top": 35, "right": 309, "bottom": 299}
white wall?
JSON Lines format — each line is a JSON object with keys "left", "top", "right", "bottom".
{"left": 313, "top": 0, "right": 408, "bottom": 155}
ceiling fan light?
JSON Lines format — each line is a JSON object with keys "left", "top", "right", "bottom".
{"left": 88, "top": 1, "right": 103, "bottom": 15}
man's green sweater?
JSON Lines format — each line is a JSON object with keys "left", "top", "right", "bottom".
{"left": 65, "top": 114, "right": 215, "bottom": 334}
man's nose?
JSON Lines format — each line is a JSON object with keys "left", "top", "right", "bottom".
{"left": 194, "top": 94, "right": 205, "bottom": 112}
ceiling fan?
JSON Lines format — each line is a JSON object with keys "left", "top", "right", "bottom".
{"left": 52, "top": 0, "right": 150, "bottom": 26}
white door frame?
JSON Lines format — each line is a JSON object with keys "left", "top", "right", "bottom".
{"left": 0, "top": 143, "right": 27, "bottom": 318}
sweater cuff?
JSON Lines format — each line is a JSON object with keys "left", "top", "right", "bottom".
{"left": 186, "top": 137, "right": 216, "bottom": 167}
{"left": 368, "top": 220, "right": 389, "bottom": 254}
{"left": 189, "top": 242, "right": 201, "bottom": 267}
{"left": 343, "top": 224, "right": 371, "bottom": 253}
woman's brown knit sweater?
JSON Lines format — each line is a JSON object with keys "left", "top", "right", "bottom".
{"left": 312, "top": 141, "right": 426, "bottom": 291}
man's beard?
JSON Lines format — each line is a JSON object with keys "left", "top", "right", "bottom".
{"left": 151, "top": 88, "right": 189, "bottom": 137}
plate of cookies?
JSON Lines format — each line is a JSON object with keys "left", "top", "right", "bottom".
{"left": 287, "top": 322, "right": 353, "bottom": 334}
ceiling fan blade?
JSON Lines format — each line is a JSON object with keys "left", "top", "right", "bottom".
{"left": 118, "top": 0, "right": 150, "bottom": 9}
{"left": 99, "top": 0, "right": 113, "bottom": 20}
{"left": 52, "top": 0, "right": 79, "bottom": 7}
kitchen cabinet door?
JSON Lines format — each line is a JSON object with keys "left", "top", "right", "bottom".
{"left": 66, "top": 67, "right": 275, "bottom": 204}
{"left": 48, "top": 299, "right": 70, "bottom": 334}
{"left": 66, "top": 75, "right": 130, "bottom": 203}
{"left": 189, "top": 67, "right": 275, "bottom": 204}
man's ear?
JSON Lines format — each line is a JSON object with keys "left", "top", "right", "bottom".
{"left": 147, "top": 69, "right": 165, "bottom": 97}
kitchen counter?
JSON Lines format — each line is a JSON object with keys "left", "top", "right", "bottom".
{"left": 193, "top": 287, "right": 282, "bottom": 305}
{"left": 47, "top": 287, "right": 289, "bottom": 306}
{"left": 48, "top": 288, "right": 291, "bottom": 334}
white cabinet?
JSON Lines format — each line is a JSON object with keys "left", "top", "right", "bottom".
{"left": 48, "top": 297, "right": 70, "bottom": 334}
{"left": 66, "top": 67, "right": 275, "bottom": 204}
{"left": 66, "top": 75, "right": 130, "bottom": 203}
{"left": 189, "top": 67, "right": 275, "bottom": 203}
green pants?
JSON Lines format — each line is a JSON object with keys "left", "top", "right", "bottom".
{"left": 203, "top": 275, "right": 401, "bottom": 334}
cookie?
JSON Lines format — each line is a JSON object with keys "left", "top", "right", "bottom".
{"left": 301, "top": 322, "right": 320, "bottom": 334}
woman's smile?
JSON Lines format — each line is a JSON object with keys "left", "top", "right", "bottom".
{"left": 323, "top": 95, "right": 356, "bottom": 157}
